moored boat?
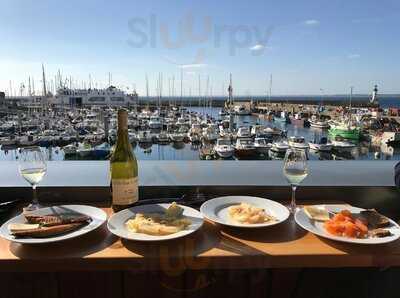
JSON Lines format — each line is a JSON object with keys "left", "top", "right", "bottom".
{"left": 288, "top": 136, "right": 309, "bottom": 150}
{"left": 254, "top": 137, "right": 272, "bottom": 154}
{"left": 77, "top": 142, "right": 92, "bottom": 158}
{"left": 270, "top": 140, "right": 289, "bottom": 153}
{"left": 236, "top": 126, "right": 252, "bottom": 138}
{"left": 329, "top": 122, "right": 361, "bottom": 140}
{"left": 63, "top": 144, "right": 78, "bottom": 156}
{"left": 309, "top": 136, "right": 332, "bottom": 152}
{"left": 234, "top": 138, "right": 257, "bottom": 158}
{"left": 214, "top": 138, "right": 235, "bottom": 158}
{"left": 331, "top": 136, "right": 357, "bottom": 151}
{"left": 92, "top": 142, "right": 111, "bottom": 159}
{"left": 310, "top": 120, "right": 330, "bottom": 129}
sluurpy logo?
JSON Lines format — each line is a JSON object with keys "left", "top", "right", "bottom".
{"left": 127, "top": 12, "right": 274, "bottom": 68}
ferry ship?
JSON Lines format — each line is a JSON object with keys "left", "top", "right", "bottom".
{"left": 53, "top": 86, "right": 138, "bottom": 106}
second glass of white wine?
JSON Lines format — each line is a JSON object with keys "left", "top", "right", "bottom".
{"left": 18, "top": 146, "right": 47, "bottom": 211}
{"left": 283, "top": 148, "right": 308, "bottom": 214}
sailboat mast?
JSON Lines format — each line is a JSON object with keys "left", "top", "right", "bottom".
{"left": 350, "top": 86, "right": 353, "bottom": 110}
{"left": 205, "top": 75, "right": 210, "bottom": 115}
{"left": 158, "top": 72, "right": 162, "bottom": 108}
{"left": 198, "top": 75, "right": 201, "bottom": 109}
{"left": 269, "top": 74, "right": 272, "bottom": 104}
{"left": 180, "top": 69, "right": 183, "bottom": 107}
{"left": 210, "top": 85, "right": 213, "bottom": 109}
{"left": 145, "top": 74, "right": 149, "bottom": 98}
{"left": 28, "top": 77, "right": 32, "bottom": 96}
{"left": 172, "top": 75, "right": 175, "bottom": 106}
{"left": 228, "top": 73, "right": 233, "bottom": 106}
{"left": 42, "top": 64, "right": 47, "bottom": 97}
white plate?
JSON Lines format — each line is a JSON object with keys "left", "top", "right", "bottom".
{"left": 0, "top": 205, "right": 107, "bottom": 244}
{"left": 200, "top": 196, "right": 290, "bottom": 228}
{"left": 295, "top": 204, "right": 400, "bottom": 245}
{"left": 107, "top": 203, "right": 204, "bottom": 241}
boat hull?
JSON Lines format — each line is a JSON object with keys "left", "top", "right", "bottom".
{"left": 329, "top": 128, "right": 361, "bottom": 140}
{"left": 234, "top": 148, "right": 257, "bottom": 158}
{"left": 255, "top": 146, "right": 270, "bottom": 154}
{"left": 216, "top": 149, "right": 234, "bottom": 158}
{"left": 92, "top": 149, "right": 110, "bottom": 159}
{"left": 309, "top": 143, "right": 332, "bottom": 152}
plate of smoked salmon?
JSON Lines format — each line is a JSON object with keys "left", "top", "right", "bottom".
{"left": 295, "top": 205, "right": 400, "bottom": 244}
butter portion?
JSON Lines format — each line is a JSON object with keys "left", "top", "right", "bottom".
{"left": 304, "top": 206, "right": 330, "bottom": 221}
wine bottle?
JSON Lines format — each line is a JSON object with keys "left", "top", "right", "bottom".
{"left": 110, "top": 109, "right": 138, "bottom": 212}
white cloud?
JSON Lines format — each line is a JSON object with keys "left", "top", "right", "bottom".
{"left": 250, "top": 44, "right": 265, "bottom": 51}
{"left": 178, "top": 63, "right": 208, "bottom": 69}
{"left": 348, "top": 54, "right": 361, "bottom": 59}
{"left": 304, "top": 19, "right": 320, "bottom": 26}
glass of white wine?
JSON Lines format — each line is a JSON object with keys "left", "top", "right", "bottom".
{"left": 18, "top": 146, "right": 47, "bottom": 211}
{"left": 283, "top": 148, "right": 308, "bottom": 214}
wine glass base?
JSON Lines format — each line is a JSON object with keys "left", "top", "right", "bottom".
{"left": 287, "top": 205, "right": 300, "bottom": 215}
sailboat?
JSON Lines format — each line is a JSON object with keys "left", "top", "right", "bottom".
{"left": 328, "top": 87, "right": 361, "bottom": 140}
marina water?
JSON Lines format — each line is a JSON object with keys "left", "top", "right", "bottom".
{"left": 1, "top": 106, "right": 398, "bottom": 161}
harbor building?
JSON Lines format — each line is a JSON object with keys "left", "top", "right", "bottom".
{"left": 53, "top": 86, "right": 138, "bottom": 107}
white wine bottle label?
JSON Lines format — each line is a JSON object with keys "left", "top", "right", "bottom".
{"left": 112, "top": 178, "right": 138, "bottom": 205}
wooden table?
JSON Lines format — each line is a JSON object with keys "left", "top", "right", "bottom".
{"left": 1, "top": 207, "right": 400, "bottom": 273}
{"left": 2, "top": 206, "right": 400, "bottom": 298}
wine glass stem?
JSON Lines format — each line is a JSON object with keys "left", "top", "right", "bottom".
{"left": 32, "top": 185, "right": 38, "bottom": 206}
{"left": 290, "top": 185, "right": 297, "bottom": 214}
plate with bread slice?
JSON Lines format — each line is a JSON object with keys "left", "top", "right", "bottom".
{"left": 0, "top": 205, "right": 107, "bottom": 244}
{"left": 295, "top": 205, "right": 400, "bottom": 245}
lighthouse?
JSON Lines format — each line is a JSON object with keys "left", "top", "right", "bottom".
{"left": 370, "top": 84, "right": 379, "bottom": 105}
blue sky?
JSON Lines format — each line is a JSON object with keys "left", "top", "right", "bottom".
{"left": 1, "top": 0, "right": 399, "bottom": 96}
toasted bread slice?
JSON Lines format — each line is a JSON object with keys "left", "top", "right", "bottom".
{"left": 360, "top": 209, "right": 390, "bottom": 229}
{"left": 10, "top": 222, "right": 85, "bottom": 238}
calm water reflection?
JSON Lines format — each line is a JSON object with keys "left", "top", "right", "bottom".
{"left": 0, "top": 107, "right": 398, "bottom": 161}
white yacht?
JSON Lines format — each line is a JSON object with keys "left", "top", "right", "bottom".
{"left": 234, "top": 105, "right": 251, "bottom": 116}
{"left": 156, "top": 132, "right": 170, "bottom": 144}
{"left": 270, "top": 140, "right": 289, "bottom": 153}
{"left": 219, "top": 128, "right": 233, "bottom": 139}
{"left": 169, "top": 126, "right": 187, "bottom": 143}
{"left": 310, "top": 118, "right": 330, "bottom": 129}
{"left": 149, "top": 116, "right": 163, "bottom": 129}
{"left": 138, "top": 131, "right": 153, "bottom": 143}
{"left": 251, "top": 125, "right": 273, "bottom": 137}
{"left": 214, "top": 138, "right": 235, "bottom": 158}
{"left": 175, "top": 116, "right": 187, "bottom": 127}
{"left": 202, "top": 124, "right": 219, "bottom": 142}
{"left": 254, "top": 137, "right": 272, "bottom": 154}
{"left": 63, "top": 144, "right": 77, "bottom": 156}
{"left": 331, "top": 138, "right": 357, "bottom": 151}
{"left": 234, "top": 138, "right": 257, "bottom": 158}
{"left": 309, "top": 136, "right": 332, "bottom": 152}
{"left": 188, "top": 123, "right": 202, "bottom": 143}
{"left": 236, "top": 126, "right": 252, "bottom": 138}
{"left": 77, "top": 142, "right": 92, "bottom": 158}
{"left": 288, "top": 136, "right": 309, "bottom": 150}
